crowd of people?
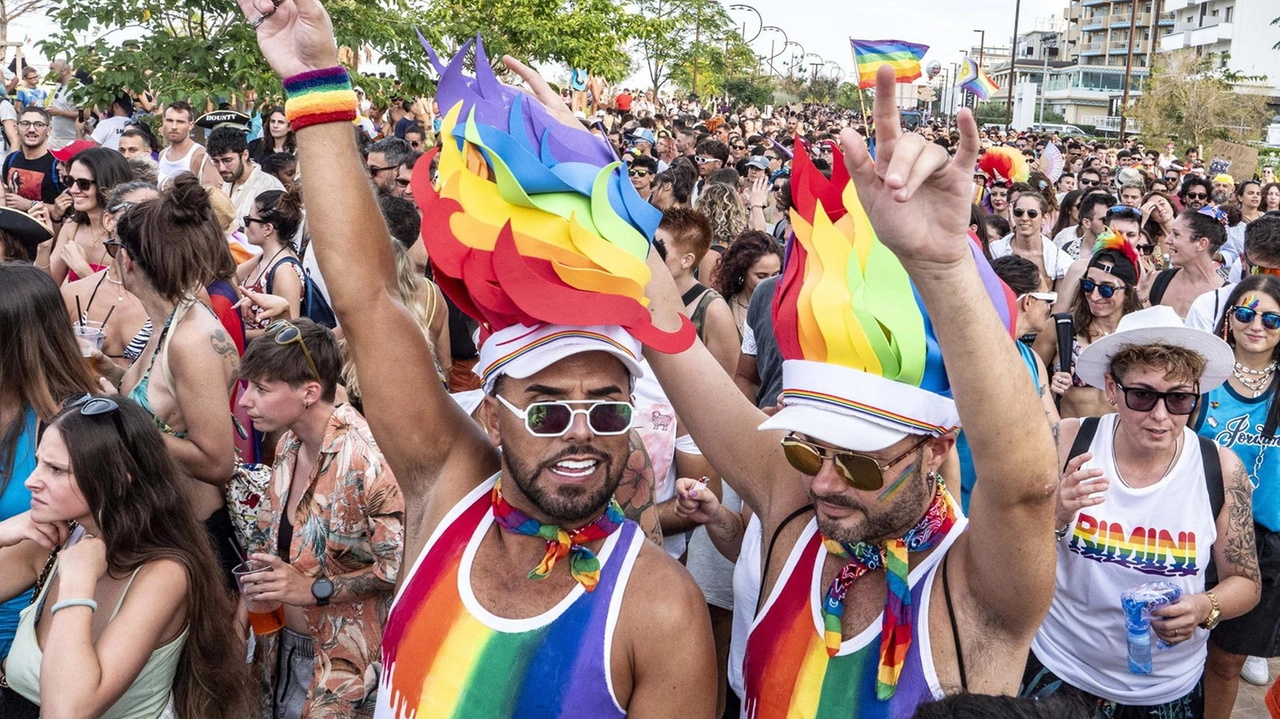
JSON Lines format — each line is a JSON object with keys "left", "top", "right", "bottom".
{"left": 0, "top": 1, "right": 1279, "bottom": 718}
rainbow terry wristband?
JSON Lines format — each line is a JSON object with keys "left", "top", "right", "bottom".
{"left": 283, "top": 67, "right": 358, "bottom": 131}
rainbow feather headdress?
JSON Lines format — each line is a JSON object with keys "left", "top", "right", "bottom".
{"left": 759, "top": 143, "right": 1017, "bottom": 450}
{"left": 977, "top": 146, "right": 1030, "bottom": 188}
{"left": 411, "top": 35, "right": 695, "bottom": 386}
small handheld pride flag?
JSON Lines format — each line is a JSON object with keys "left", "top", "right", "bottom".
{"left": 958, "top": 56, "right": 999, "bottom": 101}
{"left": 850, "top": 39, "right": 929, "bottom": 89}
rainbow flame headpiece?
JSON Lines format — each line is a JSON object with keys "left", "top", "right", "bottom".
{"left": 760, "top": 143, "right": 1017, "bottom": 451}
{"left": 411, "top": 35, "right": 695, "bottom": 389}
{"left": 976, "top": 146, "right": 1030, "bottom": 188}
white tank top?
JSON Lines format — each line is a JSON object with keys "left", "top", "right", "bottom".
{"left": 1032, "top": 413, "right": 1217, "bottom": 705}
{"left": 157, "top": 142, "right": 202, "bottom": 183}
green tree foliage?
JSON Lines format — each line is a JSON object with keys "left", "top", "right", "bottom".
{"left": 1130, "top": 49, "right": 1270, "bottom": 147}
{"left": 43, "top": 0, "right": 433, "bottom": 110}
{"left": 419, "top": 0, "right": 636, "bottom": 81}
{"left": 835, "top": 82, "right": 870, "bottom": 111}
{"left": 635, "top": 0, "right": 754, "bottom": 97}
{"left": 724, "top": 76, "right": 772, "bottom": 107}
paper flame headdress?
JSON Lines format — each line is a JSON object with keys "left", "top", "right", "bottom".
{"left": 1088, "top": 227, "right": 1139, "bottom": 286}
{"left": 977, "top": 146, "right": 1030, "bottom": 188}
{"left": 411, "top": 34, "right": 695, "bottom": 374}
{"left": 760, "top": 142, "right": 1017, "bottom": 450}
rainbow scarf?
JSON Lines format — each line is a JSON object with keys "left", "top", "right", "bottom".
{"left": 820, "top": 478, "right": 959, "bottom": 700}
{"left": 850, "top": 39, "right": 929, "bottom": 89}
{"left": 491, "top": 480, "right": 625, "bottom": 592}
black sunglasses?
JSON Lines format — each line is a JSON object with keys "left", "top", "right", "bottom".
{"left": 367, "top": 164, "right": 396, "bottom": 175}
{"left": 1229, "top": 305, "right": 1280, "bottom": 331}
{"left": 265, "top": 320, "right": 320, "bottom": 382}
{"left": 1012, "top": 208, "right": 1040, "bottom": 218}
{"left": 1079, "top": 178, "right": 1098, "bottom": 187}
{"left": 1080, "top": 278, "right": 1123, "bottom": 299}
{"left": 780, "top": 432, "right": 931, "bottom": 492}
{"left": 64, "top": 393, "right": 129, "bottom": 442}
{"left": 628, "top": 169, "right": 650, "bottom": 178}
{"left": 243, "top": 215, "right": 270, "bottom": 228}
{"left": 1184, "top": 192, "right": 1208, "bottom": 200}
{"left": 70, "top": 177, "right": 94, "bottom": 192}
{"left": 1135, "top": 243, "right": 1156, "bottom": 256}
{"left": 1110, "top": 374, "right": 1198, "bottom": 415}
{"left": 103, "top": 239, "right": 123, "bottom": 258}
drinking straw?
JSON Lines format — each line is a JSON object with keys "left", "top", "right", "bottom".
{"left": 100, "top": 305, "right": 115, "bottom": 330}
{"left": 75, "top": 296, "right": 83, "bottom": 328}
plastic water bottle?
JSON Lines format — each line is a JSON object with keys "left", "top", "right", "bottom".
{"left": 1121, "top": 582, "right": 1182, "bottom": 675}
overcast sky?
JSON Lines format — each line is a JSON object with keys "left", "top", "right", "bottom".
{"left": 12, "top": 0, "right": 1068, "bottom": 85}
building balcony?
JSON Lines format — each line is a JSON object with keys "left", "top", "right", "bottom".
{"left": 1083, "top": 21, "right": 1105, "bottom": 31}
{"left": 1082, "top": 0, "right": 1109, "bottom": 7}
{"left": 1188, "top": 22, "right": 1232, "bottom": 46}
{"left": 1107, "top": 43, "right": 1130, "bottom": 54}
{"left": 1066, "top": 4, "right": 1082, "bottom": 20}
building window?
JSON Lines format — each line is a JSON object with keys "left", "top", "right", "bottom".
{"left": 1224, "top": 6, "right": 1232, "bottom": 22}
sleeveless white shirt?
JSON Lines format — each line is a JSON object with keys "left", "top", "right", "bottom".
{"left": 1032, "top": 414, "right": 1218, "bottom": 704}
{"left": 157, "top": 142, "right": 202, "bottom": 183}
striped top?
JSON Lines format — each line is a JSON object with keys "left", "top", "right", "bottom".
{"left": 375, "top": 476, "right": 641, "bottom": 719}
{"left": 743, "top": 517, "right": 965, "bottom": 719}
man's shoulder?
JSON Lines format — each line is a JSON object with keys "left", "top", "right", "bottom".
{"left": 625, "top": 539, "right": 707, "bottom": 618}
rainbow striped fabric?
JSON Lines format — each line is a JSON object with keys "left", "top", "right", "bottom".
{"left": 850, "top": 39, "right": 929, "bottom": 89}
{"left": 377, "top": 481, "right": 637, "bottom": 719}
{"left": 958, "top": 56, "right": 999, "bottom": 101}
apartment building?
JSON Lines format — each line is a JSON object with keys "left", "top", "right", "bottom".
{"left": 1159, "top": 0, "right": 1280, "bottom": 97}
{"left": 1066, "top": 0, "right": 1174, "bottom": 69}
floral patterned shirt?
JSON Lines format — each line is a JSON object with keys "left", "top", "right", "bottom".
{"left": 247, "top": 402, "right": 405, "bottom": 718}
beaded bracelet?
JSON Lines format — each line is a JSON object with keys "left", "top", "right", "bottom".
{"left": 283, "top": 67, "right": 358, "bottom": 131}
{"left": 51, "top": 598, "right": 98, "bottom": 615}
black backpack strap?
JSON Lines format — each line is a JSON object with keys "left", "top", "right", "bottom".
{"left": 1064, "top": 416, "right": 1100, "bottom": 472}
{"left": 1199, "top": 436, "right": 1224, "bottom": 588}
{"left": 680, "top": 282, "right": 708, "bottom": 307}
{"left": 757, "top": 504, "right": 814, "bottom": 614}
{"left": 266, "top": 255, "right": 303, "bottom": 295}
{"left": 1149, "top": 268, "right": 1180, "bottom": 307}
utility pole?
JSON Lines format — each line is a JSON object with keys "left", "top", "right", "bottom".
{"left": 1038, "top": 32, "right": 1057, "bottom": 125}
{"left": 1118, "top": 0, "right": 1139, "bottom": 140}
{"left": 1005, "top": 0, "right": 1022, "bottom": 131}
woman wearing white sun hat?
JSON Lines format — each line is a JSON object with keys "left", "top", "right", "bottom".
{"left": 1023, "top": 305, "right": 1262, "bottom": 716}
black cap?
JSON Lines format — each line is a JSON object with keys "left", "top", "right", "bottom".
{"left": 195, "top": 110, "right": 251, "bottom": 132}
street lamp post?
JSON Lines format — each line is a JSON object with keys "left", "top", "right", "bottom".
{"left": 728, "top": 4, "right": 762, "bottom": 43}
{"left": 762, "top": 25, "right": 787, "bottom": 77}
{"left": 785, "top": 41, "right": 804, "bottom": 79}
{"left": 973, "top": 29, "right": 986, "bottom": 68}
{"left": 1038, "top": 32, "right": 1058, "bottom": 125}
{"left": 1005, "top": 0, "right": 1021, "bottom": 131}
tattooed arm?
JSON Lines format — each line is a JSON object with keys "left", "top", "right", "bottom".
{"left": 160, "top": 322, "right": 239, "bottom": 485}
{"left": 328, "top": 568, "right": 397, "bottom": 603}
{"left": 1152, "top": 447, "right": 1260, "bottom": 642}
{"left": 615, "top": 433, "right": 664, "bottom": 547}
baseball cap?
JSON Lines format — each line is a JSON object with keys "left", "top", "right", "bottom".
{"left": 746, "top": 155, "right": 770, "bottom": 171}
{"left": 476, "top": 323, "right": 644, "bottom": 393}
{"left": 50, "top": 140, "right": 98, "bottom": 164}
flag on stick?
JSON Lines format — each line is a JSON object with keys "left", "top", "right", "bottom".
{"left": 850, "top": 39, "right": 929, "bottom": 89}
{"left": 958, "top": 56, "right": 999, "bottom": 101}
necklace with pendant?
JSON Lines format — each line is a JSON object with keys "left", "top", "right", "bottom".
{"left": 104, "top": 265, "right": 125, "bottom": 302}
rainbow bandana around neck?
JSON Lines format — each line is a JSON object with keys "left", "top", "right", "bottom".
{"left": 823, "top": 478, "right": 959, "bottom": 699}
{"left": 410, "top": 33, "right": 694, "bottom": 359}
{"left": 761, "top": 141, "right": 1016, "bottom": 697}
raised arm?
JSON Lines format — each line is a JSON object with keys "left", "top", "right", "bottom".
{"left": 236, "top": 0, "right": 497, "bottom": 504}
{"left": 840, "top": 66, "right": 1058, "bottom": 633}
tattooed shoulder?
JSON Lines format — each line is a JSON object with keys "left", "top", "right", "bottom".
{"left": 1221, "top": 452, "right": 1260, "bottom": 585}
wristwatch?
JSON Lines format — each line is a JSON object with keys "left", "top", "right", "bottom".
{"left": 311, "top": 576, "right": 334, "bottom": 607}
{"left": 1199, "top": 590, "right": 1221, "bottom": 630}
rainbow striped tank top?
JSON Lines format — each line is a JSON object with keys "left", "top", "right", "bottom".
{"left": 375, "top": 476, "right": 640, "bottom": 719}
{"left": 743, "top": 517, "right": 965, "bottom": 719}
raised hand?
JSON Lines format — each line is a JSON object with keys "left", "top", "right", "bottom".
{"left": 235, "top": 0, "right": 339, "bottom": 79}
{"left": 1056, "top": 451, "right": 1108, "bottom": 530}
{"left": 839, "top": 64, "right": 980, "bottom": 269}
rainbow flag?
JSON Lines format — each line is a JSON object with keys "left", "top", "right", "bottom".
{"left": 850, "top": 39, "right": 929, "bottom": 89}
{"left": 958, "top": 55, "right": 999, "bottom": 101}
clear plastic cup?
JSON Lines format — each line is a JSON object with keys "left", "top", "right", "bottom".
{"left": 233, "top": 559, "right": 285, "bottom": 635}
{"left": 73, "top": 320, "right": 105, "bottom": 357}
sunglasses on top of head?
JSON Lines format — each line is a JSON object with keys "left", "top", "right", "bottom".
{"left": 63, "top": 393, "right": 129, "bottom": 444}
{"left": 494, "top": 394, "right": 635, "bottom": 437}
{"left": 1229, "top": 305, "right": 1280, "bottom": 331}
{"left": 780, "top": 432, "right": 931, "bottom": 492}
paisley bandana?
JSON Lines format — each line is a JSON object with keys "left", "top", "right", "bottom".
{"left": 820, "top": 477, "right": 959, "bottom": 699}
{"left": 491, "top": 478, "right": 625, "bottom": 592}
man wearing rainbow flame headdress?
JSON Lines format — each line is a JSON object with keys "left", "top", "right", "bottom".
{"left": 236, "top": 1, "right": 716, "bottom": 717}
{"left": 645, "top": 65, "right": 1061, "bottom": 717}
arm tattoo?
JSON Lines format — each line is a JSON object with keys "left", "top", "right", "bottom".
{"left": 711, "top": 509, "right": 742, "bottom": 545}
{"left": 1052, "top": 421, "right": 1060, "bottom": 448}
{"left": 210, "top": 328, "right": 240, "bottom": 367}
{"left": 615, "top": 436, "right": 663, "bottom": 547}
{"left": 1223, "top": 459, "right": 1260, "bottom": 585}
{"left": 332, "top": 571, "right": 395, "bottom": 601}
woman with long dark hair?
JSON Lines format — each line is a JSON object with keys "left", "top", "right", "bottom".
{"left": 248, "top": 106, "right": 296, "bottom": 164}
{"left": 1036, "top": 237, "right": 1144, "bottom": 419}
{"left": 1050, "top": 188, "right": 1084, "bottom": 249}
{"left": 1198, "top": 275, "right": 1280, "bottom": 714}
{"left": 47, "top": 148, "right": 133, "bottom": 285}
{"left": 235, "top": 189, "right": 303, "bottom": 340}
{"left": 0, "top": 394, "right": 250, "bottom": 718}
{"left": 0, "top": 263, "right": 97, "bottom": 658}
{"left": 98, "top": 174, "right": 243, "bottom": 582}
{"left": 710, "top": 230, "right": 782, "bottom": 337}
{"left": 1262, "top": 183, "right": 1280, "bottom": 214}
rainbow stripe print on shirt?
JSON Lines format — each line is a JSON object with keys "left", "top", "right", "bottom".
{"left": 377, "top": 489, "right": 630, "bottom": 719}
{"left": 1068, "top": 512, "right": 1198, "bottom": 577}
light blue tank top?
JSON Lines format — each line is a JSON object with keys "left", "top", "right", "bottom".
{"left": 958, "top": 341, "right": 1041, "bottom": 513}
{"left": 1194, "top": 382, "right": 1280, "bottom": 532}
{"left": 0, "top": 406, "right": 37, "bottom": 657}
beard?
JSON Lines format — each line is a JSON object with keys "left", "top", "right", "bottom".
{"left": 812, "top": 461, "right": 931, "bottom": 546}
{"left": 503, "top": 442, "right": 626, "bottom": 524}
